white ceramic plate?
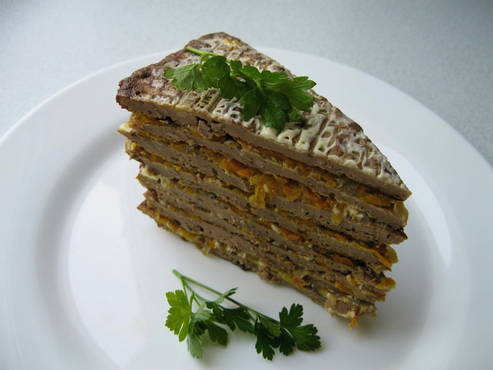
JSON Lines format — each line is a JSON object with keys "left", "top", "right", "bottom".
{"left": 1, "top": 49, "right": 492, "bottom": 370}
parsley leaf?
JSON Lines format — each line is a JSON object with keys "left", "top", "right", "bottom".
{"left": 206, "top": 302, "right": 255, "bottom": 333}
{"left": 217, "top": 75, "right": 240, "bottom": 99}
{"left": 279, "top": 304, "right": 321, "bottom": 352}
{"left": 165, "top": 290, "right": 191, "bottom": 341}
{"left": 239, "top": 89, "right": 263, "bottom": 121}
{"left": 224, "top": 307, "right": 256, "bottom": 333}
{"left": 260, "top": 90, "right": 290, "bottom": 130}
{"left": 165, "top": 270, "right": 321, "bottom": 360}
{"left": 164, "top": 64, "right": 208, "bottom": 91}
{"left": 279, "top": 303, "right": 304, "bottom": 328}
{"left": 205, "top": 321, "right": 228, "bottom": 345}
{"left": 288, "top": 109, "right": 302, "bottom": 122}
{"left": 202, "top": 56, "right": 230, "bottom": 86}
{"left": 163, "top": 47, "right": 317, "bottom": 131}
{"left": 292, "top": 324, "right": 321, "bottom": 351}
{"left": 278, "top": 329, "right": 296, "bottom": 355}
{"left": 259, "top": 316, "right": 281, "bottom": 337}
{"left": 254, "top": 321, "right": 278, "bottom": 361}
{"left": 187, "top": 330, "right": 203, "bottom": 358}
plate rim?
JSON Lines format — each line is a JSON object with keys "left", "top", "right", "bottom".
{"left": 1, "top": 48, "right": 492, "bottom": 369}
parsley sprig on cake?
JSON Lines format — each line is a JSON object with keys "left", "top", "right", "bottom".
{"left": 164, "top": 46, "right": 316, "bottom": 131}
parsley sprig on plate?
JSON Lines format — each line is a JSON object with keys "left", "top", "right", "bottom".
{"left": 165, "top": 269, "right": 321, "bottom": 360}
{"left": 164, "top": 47, "right": 316, "bottom": 131}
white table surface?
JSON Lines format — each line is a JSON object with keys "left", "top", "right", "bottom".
{"left": 2, "top": 0, "right": 492, "bottom": 165}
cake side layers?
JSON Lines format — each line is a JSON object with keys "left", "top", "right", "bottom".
{"left": 144, "top": 189, "right": 391, "bottom": 303}
{"left": 137, "top": 164, "right": 398, "bottom": 274}
{"left": 124, "top": 137, "right": 406, "bottom": 245}
{"left": 121, "top": 113, "right": 408, "bottom": 228}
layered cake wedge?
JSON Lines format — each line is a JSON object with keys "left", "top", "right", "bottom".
{"left": 116, "top": 32, "right": 411, "bottom": 326}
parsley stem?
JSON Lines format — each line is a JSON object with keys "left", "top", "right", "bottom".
{"left": 172, "top": 269, "right": 277, "bottom": 322}
{"left": 186, "top": 46, "right": 216, "bottom": 58}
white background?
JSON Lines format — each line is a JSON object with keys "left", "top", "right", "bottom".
{"left": 2, "top": 0, "right": 492, "bottom": 165}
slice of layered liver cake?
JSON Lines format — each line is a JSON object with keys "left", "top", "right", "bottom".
{"left": 116, "top": 32, "right": 411, "bottom": 326}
